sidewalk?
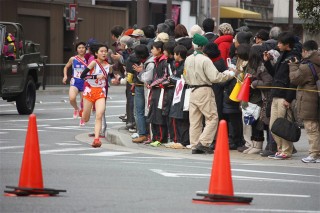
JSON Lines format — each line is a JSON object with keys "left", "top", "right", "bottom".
{"left": 47, "top": 86, "right": 317, "bottom": 167}
{"left": 76, "top": 121, "right": 319, "bottom": 168}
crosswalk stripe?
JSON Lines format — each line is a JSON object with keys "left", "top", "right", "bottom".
{"left": 0, "top": 146, "right": 24, "bottom": 150}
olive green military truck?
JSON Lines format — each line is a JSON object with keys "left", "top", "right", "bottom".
{"left": 0, "top": 22, "right": 46, "bottom": 114}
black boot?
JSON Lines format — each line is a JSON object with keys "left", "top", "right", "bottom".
{"left": 260, "top": 142, "right": 277, "bottom": 157}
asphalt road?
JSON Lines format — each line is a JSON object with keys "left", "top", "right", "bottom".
{"left": 0, "top": 85, "right": 319, "bottom": 213}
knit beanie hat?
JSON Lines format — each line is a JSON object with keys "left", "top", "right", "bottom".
{"left": 189, "top": 24, "right": 205, "bottom": 38}
{"left": 236, "top": 32, "right": 253, "bottom": 44}
{"left": 192, "top": 33, "right": 209, "bottom": 48}
{"left": 218, "top": 23, "right": 234, "bottom": 35}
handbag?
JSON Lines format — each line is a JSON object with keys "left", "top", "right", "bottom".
{"left": 242, "top": 102, "right": 261, "bottom": 125}
{"left": 271, "top": 109, "right": 301, "bottom": 142}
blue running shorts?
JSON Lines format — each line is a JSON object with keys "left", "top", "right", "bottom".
{"left": 70, "top": 78, "right": 85, "bottom": 92}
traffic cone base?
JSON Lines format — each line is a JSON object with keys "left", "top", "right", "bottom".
{"left": 192, "top": 120, "right": 253, "bottom": 205}
{"left": 192, "top": 192, "right": 253, "bottom": 205}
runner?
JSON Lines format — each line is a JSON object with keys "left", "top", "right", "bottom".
{"left": 80, "top": 44, "right": 110, "bottom": 148}
{"left": 63, "top": 41, "right": 87, "bottom": 126}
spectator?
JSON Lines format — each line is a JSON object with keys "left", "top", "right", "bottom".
{"left": 184, "top": 34, "right": 234, "bottom": 154}
{"left": 254, "top": 29, "right": 269, "bottom": 45}
{"left": 264, "top": 31, "right": 301, "bottom": 160}
{"left": 202, "top": 18, "right": 219, "bottom": 42}
{"left": 174, "top": 24, "right": 189, "bottom": 41}
{"left": 214, "top": 23, "right": 234, "bottom": 66}
{"left": 289, "top": 40, "right": 320, "bottom": 163}
{"left": 188, "top": 24, "right": 204, "bottom": 38}
{"left": 169, "top": 45, "right": 190, "bottom": 148}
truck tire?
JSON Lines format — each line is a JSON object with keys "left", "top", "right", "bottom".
{"left": 16, "top": 76, "right": 36, "bottom": 115}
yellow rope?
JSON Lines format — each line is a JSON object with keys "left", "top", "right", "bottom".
{"left": 256, "top": 86, "right": 320, "bottom": 93}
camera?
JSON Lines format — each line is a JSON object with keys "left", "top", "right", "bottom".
{"left": 284, "top": 56, "right": 298, "bottom": 63}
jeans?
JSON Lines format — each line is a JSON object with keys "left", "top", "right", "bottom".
{"left": 134, "top": 86, "right": 147, "bottom": 135}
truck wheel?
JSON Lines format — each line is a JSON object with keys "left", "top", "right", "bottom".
{"left": 16, "top": 76, "right": 36, "bottom": 115}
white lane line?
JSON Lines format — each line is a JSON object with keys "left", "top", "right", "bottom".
{"left": 0, "top": 146, "right": 24, "bottom": 150}
{"left": 0, "top": 129, "right": 45, "bottom": 132}
{"left": 234, "top": 192, "right": 310, "bottom": 198}
{"left": 132, "top": 157, "right": 182, "bottom": 159}
{"left": 236, "top": 209, "right": 319, "bottom": 213}
{"left": 233, "top": 175, "right": 320, "bottom": 185}
{"left": 1, "top": 115, "right": 125, "bottom": 122}
{"left": 55, "top": 143, "right": 82, "bottom": 146}
{"left": 232, "top": 169, "right": 318, "bottom": 177}
{"left": 0, "top": 132, "right": 8, "bottom": 134}
{"left": 40, "top": 147, "right": 93, "bottom": 154}
{"left": 149, "top": 169, "right": 320, "bottom": 184}
{"left": 80, "top": 152, "right": 132, "bottom": 156}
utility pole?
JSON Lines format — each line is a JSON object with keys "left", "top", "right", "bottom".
{"left": 137, "top": 0, "right": 149, "bottom": 28}
{"left": 166, "top": 0, "right": 172, "bottom": 20}
{"left": 288, "top": 0, "right": 293, "bottom": 31}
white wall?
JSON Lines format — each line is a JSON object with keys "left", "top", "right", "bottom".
{"left": 273, "top": 0, "right": 299, "bottom": 18}
{"left": 180, "top": 0, "right": 196, "bottom": 31}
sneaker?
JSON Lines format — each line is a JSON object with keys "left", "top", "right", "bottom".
{"left": 194, "top": 142, "right": 214, "bottom": 154}
{"left": 274, "top": 153, "right": 290, "bottom": 160}
{"left": 132, "top": 135, "right": 148, "bottom": 143}
{"left": 260, "top": 149, "right": 276, "bottom": 157}
{"left": 143, "top": 136, "right": 152, "bottom": 144}
{"left": 91, "top": 139, "right": 101, "bottom": 148}
{"left": 164, "top": 142, "right": 175, "bottom": 148}
{"left": 131, "top": 133, "right": 139, "bottom": 139}
{"left": 301, "top": 156, "right": 318, "bottom": 163}
{"left": 150, "top": 141, "right": 161, "bottom": 147}
{"left": 237, "top": 145, "right": 249, "bottom": 153}
{"left": 79, "top": 119, "right": 85, "bottom": 126}
{"left": 186, "top": 145, "right": 192, "bottom": 149}
{"left": 73, "top": 110, "right": 79, "bottom": 119}
{"left": 128, "top": 128, "right": 136, "bottom": 133}
{"left": 268, "top": 152, "right": 281, "bottom": 159}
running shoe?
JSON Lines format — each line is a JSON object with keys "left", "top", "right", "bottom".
{"left": 79, "top": 119, "right": 85, "bottom": 126}
{"left": 301, "top": 156, "right": 319, "bottom": 163}
{"left": 73, "top": 109, "right": 79, "bottom": 119}
{"left": 91, "top": 139, "right": 102, "bottom": 148}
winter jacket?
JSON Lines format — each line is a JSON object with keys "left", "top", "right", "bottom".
{"left": 264, "top": 49, "right": 301, "bottom": 103}
{"left": 214, "top": 34, "right": 234, "bottom": 66}
{"left": 289, "top": 50, "right": 320, "bottom": 120}
{"left": 212, "top": 57, "right": 227, "bottom": 119}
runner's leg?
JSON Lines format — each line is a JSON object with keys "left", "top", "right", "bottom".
{"left": 94, "top": 98, "right": 106, "bottom": 139}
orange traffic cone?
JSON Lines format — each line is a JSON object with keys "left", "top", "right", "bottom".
{"left": 237, "top": 75, "right": 251, "bottom": 102}
{"left": 4, "top": 114, "right": 66, "bottom": 197}
{"left": 192, "top": 120, "right": 253, "bottom": 205}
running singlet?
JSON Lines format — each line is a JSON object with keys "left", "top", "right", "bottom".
{"left": 72, "top": 56, "right": 87, "bottom": 79}
{"left": 86, "top": 62, "right": 109, "bottom": 88}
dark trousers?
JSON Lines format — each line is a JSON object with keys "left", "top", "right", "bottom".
{"left": 176, "top": 118, "right": 190, "bottom": 146}
{"left": 225, "top": 113, "right": 244, "bottom": 148}
{"left": 167, "top": 117, "right": 177, "bottom": 142}
{"left": 126, "top": 83, "right": 135, "bottom": 125}
{"left": 151, "top": 123, "right": 168, "bottom": 143}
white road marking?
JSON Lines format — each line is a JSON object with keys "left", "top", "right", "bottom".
{"left": 40, "top": 147, "right": 93, "bottom": 154}
{"left": 236, "top": 209, "right": 319, "bottom": 213}
{"left": 234, "top": 192, "right": 310, "bottom": 198}
{"left": 0, "top": 132, "right": 8, "bottom": 134}
{"left": 232, "top": 168, "right": 318, "bottom": 177}
{"left": 0, "top": 129, "right": 45, "bottom": 132}
{"left": 150, "top": 169, "right": 320, "bottom": 184}
{"left": 55, "top": 143, "right": 82, "bottom": 146}
{"left": 80, "top": 151, "right": 132, "bottom": 156}
{"left": 0, "top": 146, "right": 24, "bottom": 150}
{"left": 0, "top": 115, "right": 125, "bottom": 122}
{"left": 132, "top": 157, "right": 182, "bottom": 159}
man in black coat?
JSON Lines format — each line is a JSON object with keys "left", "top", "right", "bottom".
{"left": 264, "top": 31, "right": 301, "bottom": 160}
